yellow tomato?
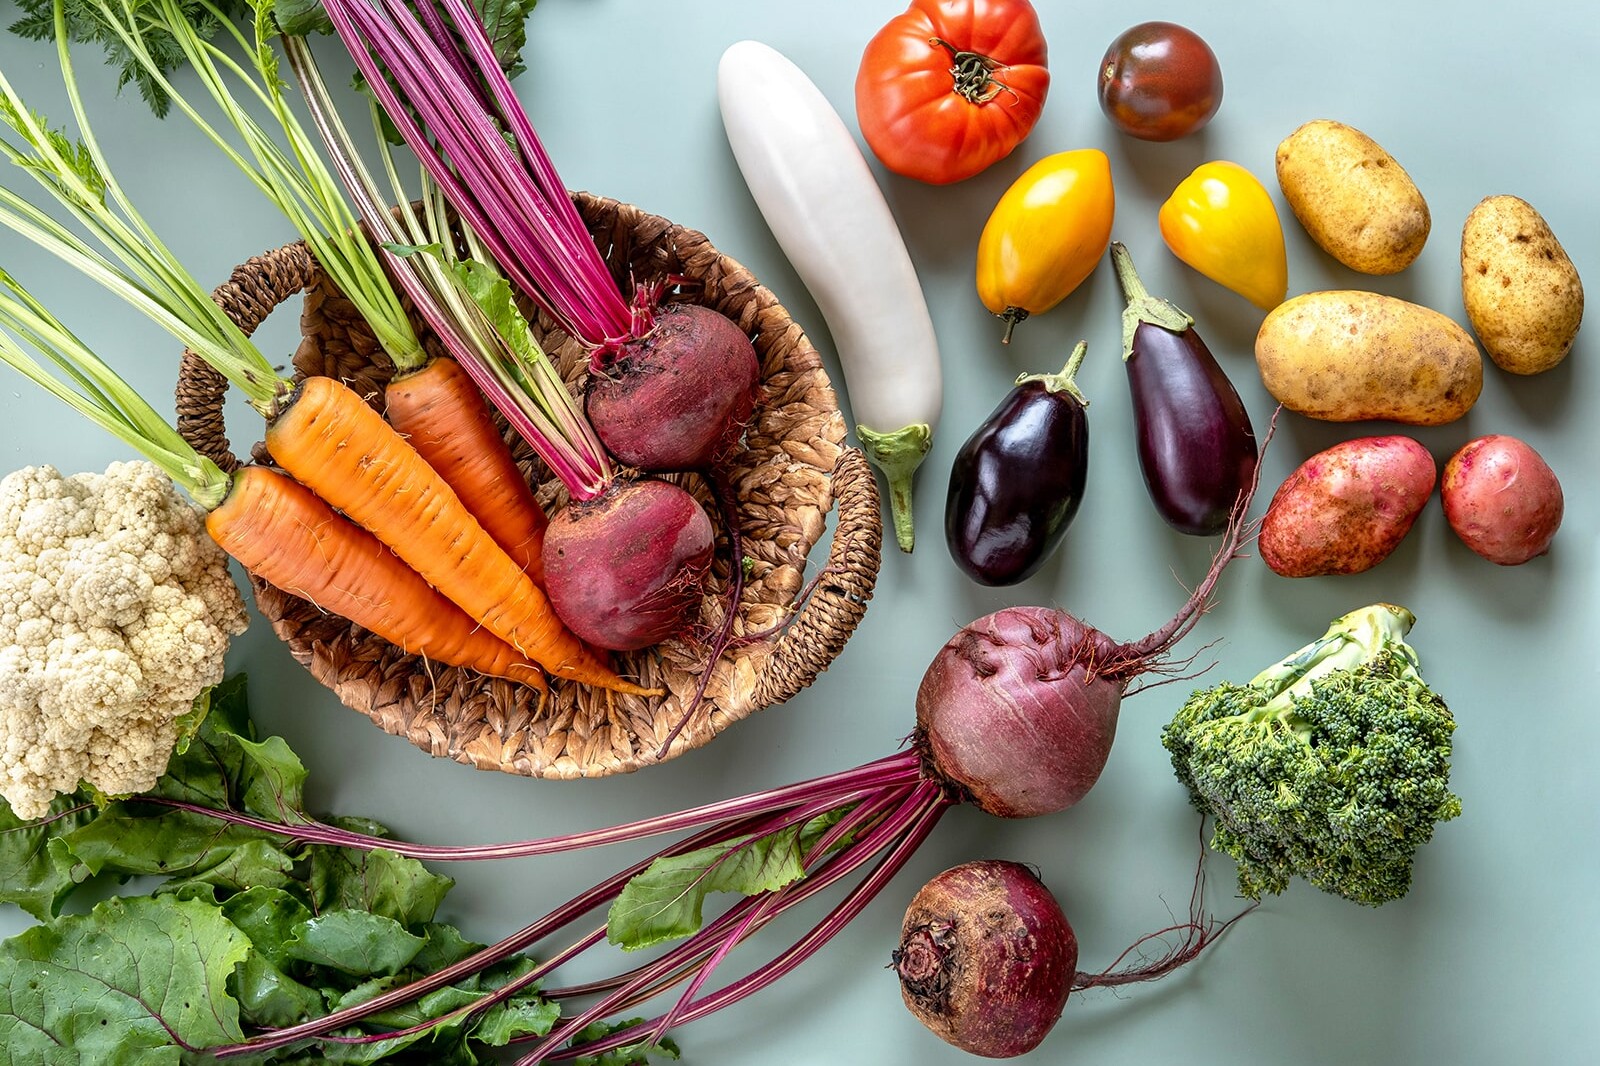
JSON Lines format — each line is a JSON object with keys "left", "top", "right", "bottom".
{"left": 976, "top": 149, "right": 1116, "bottom": 342}
{"left": 1158, "top": 160, "right": 1288, "bottom": 311}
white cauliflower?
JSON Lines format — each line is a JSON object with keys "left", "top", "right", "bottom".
{"left": 0, "top": 461, "right": 248, "bottom": 819}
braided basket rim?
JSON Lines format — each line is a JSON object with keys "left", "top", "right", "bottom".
{"left": 174, "top": 192, "right": 882, "bottom": 780}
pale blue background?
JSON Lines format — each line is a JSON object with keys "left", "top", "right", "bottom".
{"left": 1, "top": 1, "right": 1595, "bottom": 1063}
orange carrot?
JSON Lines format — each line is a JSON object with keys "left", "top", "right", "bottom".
{"left": 266, "top": 374, "right": 657, "bottom": 696}
{"left": 386, "top": 357, "right": 547, "bottom": 583}
{"left": 208, "top": 465, "right": 546, "bottom": 693}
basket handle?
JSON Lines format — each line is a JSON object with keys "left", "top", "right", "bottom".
{"left": 175, "top": 241, "right": 317, "bottom": 471}
{"left": 751, "top": 447, "right": 883, "bottom": 708}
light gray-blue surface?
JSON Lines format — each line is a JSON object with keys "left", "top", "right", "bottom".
{"left": 0, "top": 2, "right": 1594, "bottom": 1063}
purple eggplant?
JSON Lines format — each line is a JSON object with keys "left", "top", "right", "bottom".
{"left": 1110, "top": 242, "right": 1258, "bottom": 536}
{"left": 945, "top": 342, "right": 1090, "bottom": 586}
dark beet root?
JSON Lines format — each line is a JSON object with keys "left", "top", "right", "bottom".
{"left": 895, "top": 860, "right": 1077, "bottom": 1058}
{"left": 916, "top": 412, "right": 1278, "bottom": 818}
{"left": 586, "top": 303, "right": 760, "bottom": 472}
{"left": 896, "top": 848, "right": 1254, "bottom": 1059}
{"left": 542, "top": 477, "right": 715, "bottom": 651}
{"left": 916, "top": 609, "right": 1125, "bottom": 818}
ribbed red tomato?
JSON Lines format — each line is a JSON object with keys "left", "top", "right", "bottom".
{"left": 855, "top": 0, "right": 1050, "bottom": 185}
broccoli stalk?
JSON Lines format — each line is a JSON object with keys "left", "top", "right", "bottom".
{"left": 1162, "top": 603, "right": 1462, "bottom": 907}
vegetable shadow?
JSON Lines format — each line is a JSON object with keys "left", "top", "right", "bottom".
{"left": 1435, "top": 521, "right": 1560, "bottom": 623}
{"left": 1485, "top": 342, "right": 1583, "bottom": 426}
{"left": 1105, "top": 127, "right": 1214, "bottom": 207}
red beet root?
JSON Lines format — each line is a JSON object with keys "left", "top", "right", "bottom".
{"left": 542, "top": 477, "right": 715, "bottom": 651}
{"left": 895, "top": 861, "right": 1077, "bottom": 1058}
{"left": 586, "top": 303, "right": 760, "bottom": 472}
{"left": 916, "top": 413, "right": 1277, "bottom": 817}
{"left": 917, "top": 610, "right": 1125, "bottom": 818}
{"left": 896, "top": 855, "right": 1253, "bottom": 1058}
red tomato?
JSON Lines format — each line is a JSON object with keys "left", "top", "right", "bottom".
{"left": 855, "top": 0, "right": 1050, "bottom": 185}
{"left": 1097, "top": 22, "right": 1223, "bottom": 142}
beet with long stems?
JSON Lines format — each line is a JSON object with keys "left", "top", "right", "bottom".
{"left": 306, "top": 0, "right": 759, "bottom": 653}
{"left": 895, "top": 851, "right": 1251, "bottom": 1058}
{"left": 101, "top": 443, "right": 1268, "bottom": 1061}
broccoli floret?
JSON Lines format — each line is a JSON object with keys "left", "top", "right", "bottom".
{"left": 1162, "top": 603, "right": 1461, "bottom": 907}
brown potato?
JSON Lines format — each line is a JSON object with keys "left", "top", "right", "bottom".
{"left": 1260, "top": 435, "right": 1437, "bottom": 577}
{"left": 1255, "top": 290, "right": 1482, "bottom": 425}
{"left": 1460, "top": 195, "right": 1584, "bottom": 375}
{"left": 1275, "top": 120, "right": 1430, "bottom": 275}
{"left": 1441, "top": 435, "right": 1563, "bottom": 565}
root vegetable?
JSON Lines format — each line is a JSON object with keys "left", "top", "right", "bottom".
{"left": 319, "top": 0, "right": 737, "bottom": 651}
{"left": 894, "top": 861, "right": 1076, "bottom": 1057}
{"left": 1255, "top": 291, "right": 1482, "bottom": 425}
{"left": 542, "top": 478, "right": 717, "bottom": 651}
{"left": 895, "top": 858, "right": 1246, "bottom": 1058}
{"left": 1274, "top": 120, "right": 1430, "bottom": 276}
{"left": 1460, "top": 195, "right": 1584, "bottom": 376}
{"left": 1441, "top": 434, "right": 1563, "bottom": 565}
{"left": 1259, "top": 435, "right": 1436, "bottom": 577}
{"left": 586, "top": 303, "right": 760, "bottom": 473}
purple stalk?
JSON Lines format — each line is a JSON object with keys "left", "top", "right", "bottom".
{"left": 191, "top": 765, "right": 942, "bottom": 1059}
{"left": 293, "top": 789, "right": 934, "bottom": 1059}
{"left": 282, "top": 36, "right": 611, "bottom": 498}
{"left": 422, "top": 0, "right": 634, "bottom": 334}
{"left": 143, "top": 750, "right": 922, "bottom": 863}
{"left": 539, "top": 790, "right": 910, "bottom": 1003}
{"left": 209, "top": 814, "right": 768, "bottom": 1059}
{"left": 310, "top": 793, "right": 898, "bottom": 1053}
{"left": 430, "top": 0, "right": 601, "bottom": 286}
{"left": 333, "top": 1, "right": 585, "bottom": 325}
{"left": 319, "top": 0, "right": 634, "bottom": 345}
{"left": 626, "top": 787, "right": 919, "bottom": 1049}
{"left": 541, "top": 792, "right": 948, "bottom": 1062}
{"left": 411, "top": 0, "right": 487, "bottom": 104}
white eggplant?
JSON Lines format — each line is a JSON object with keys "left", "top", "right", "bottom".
{"left": 717, "top": 39, "right": 943, "bottom": 552}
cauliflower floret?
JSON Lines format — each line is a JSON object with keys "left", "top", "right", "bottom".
{"left": 0, "top": 461, "right": 248, "bottom": 819}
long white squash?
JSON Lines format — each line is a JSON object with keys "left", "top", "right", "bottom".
{"left": 717, "top": 39, "right": 943, "bottom": 553}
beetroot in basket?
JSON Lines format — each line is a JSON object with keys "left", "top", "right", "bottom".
{"left": 313, "top": 0, "right": 768, "bottom": 654}
{"left": 178, "top": 208, "right": 880, "bottom": 779}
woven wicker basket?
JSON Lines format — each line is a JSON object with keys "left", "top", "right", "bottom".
{"left": 174, "top": 193, "right": 882, "bottom": 778}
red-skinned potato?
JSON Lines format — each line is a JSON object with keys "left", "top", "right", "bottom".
{"left": 1260, "top": 436, "right": 1436, "bottom": 577}
{"left": 1441, "top": 435, "right": 1563, "bottom": 565}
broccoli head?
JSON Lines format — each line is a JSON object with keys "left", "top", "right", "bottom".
{"left": 1162, "top": 603, "right": 1461, "bottom": 907}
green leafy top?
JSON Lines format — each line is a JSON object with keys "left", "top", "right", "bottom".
{"left": 608, "top": 810, "right": 849, "bottom": 951}
{"left": 0, "top": 676, "right": 572, "bottom": 1064}
{"left": 11, "top": 0, "right": 253, "bottom": 117}
{"left": 1162, "top": 603, "right": 1463, "bottom": 907}
{"left": 9, "top": 0, "right": 540, "bottom": 117}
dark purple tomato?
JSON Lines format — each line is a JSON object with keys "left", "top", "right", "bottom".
{"left": 1098, "top": 22, "right": 1223, "bottom": 142}
{"left": 945, "top": 347, "right": 1090, "bottom": 586}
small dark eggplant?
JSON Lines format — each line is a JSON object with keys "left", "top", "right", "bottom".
{"left": 1110, "top": 242, "right": 1258, "bottom": 536}
{"left": 945, "top": 343, "right": 1090, "bottom": 586}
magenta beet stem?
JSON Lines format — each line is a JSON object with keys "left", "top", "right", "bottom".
{"left": 542, "top": 791, "right": 948, "bottom": 1062}
{"left": 207, "top": 813, "right": 765, "bottom": 1059}
{"left": 144, "top": 750, "right": 922, "bottom": 863}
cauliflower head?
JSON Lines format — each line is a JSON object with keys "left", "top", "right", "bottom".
{"left": 0, "top": 461, "right": 248, "bottom": 818}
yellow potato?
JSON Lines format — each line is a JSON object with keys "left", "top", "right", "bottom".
{"left": 1275, "top": 120, "right": 1430, "bottom": 275}
{"left": 1460, "top": 195, "right": 1584, "bottom": 375}
{"left": 1255, "top": 291, "right": 1482, "bottom": 425}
